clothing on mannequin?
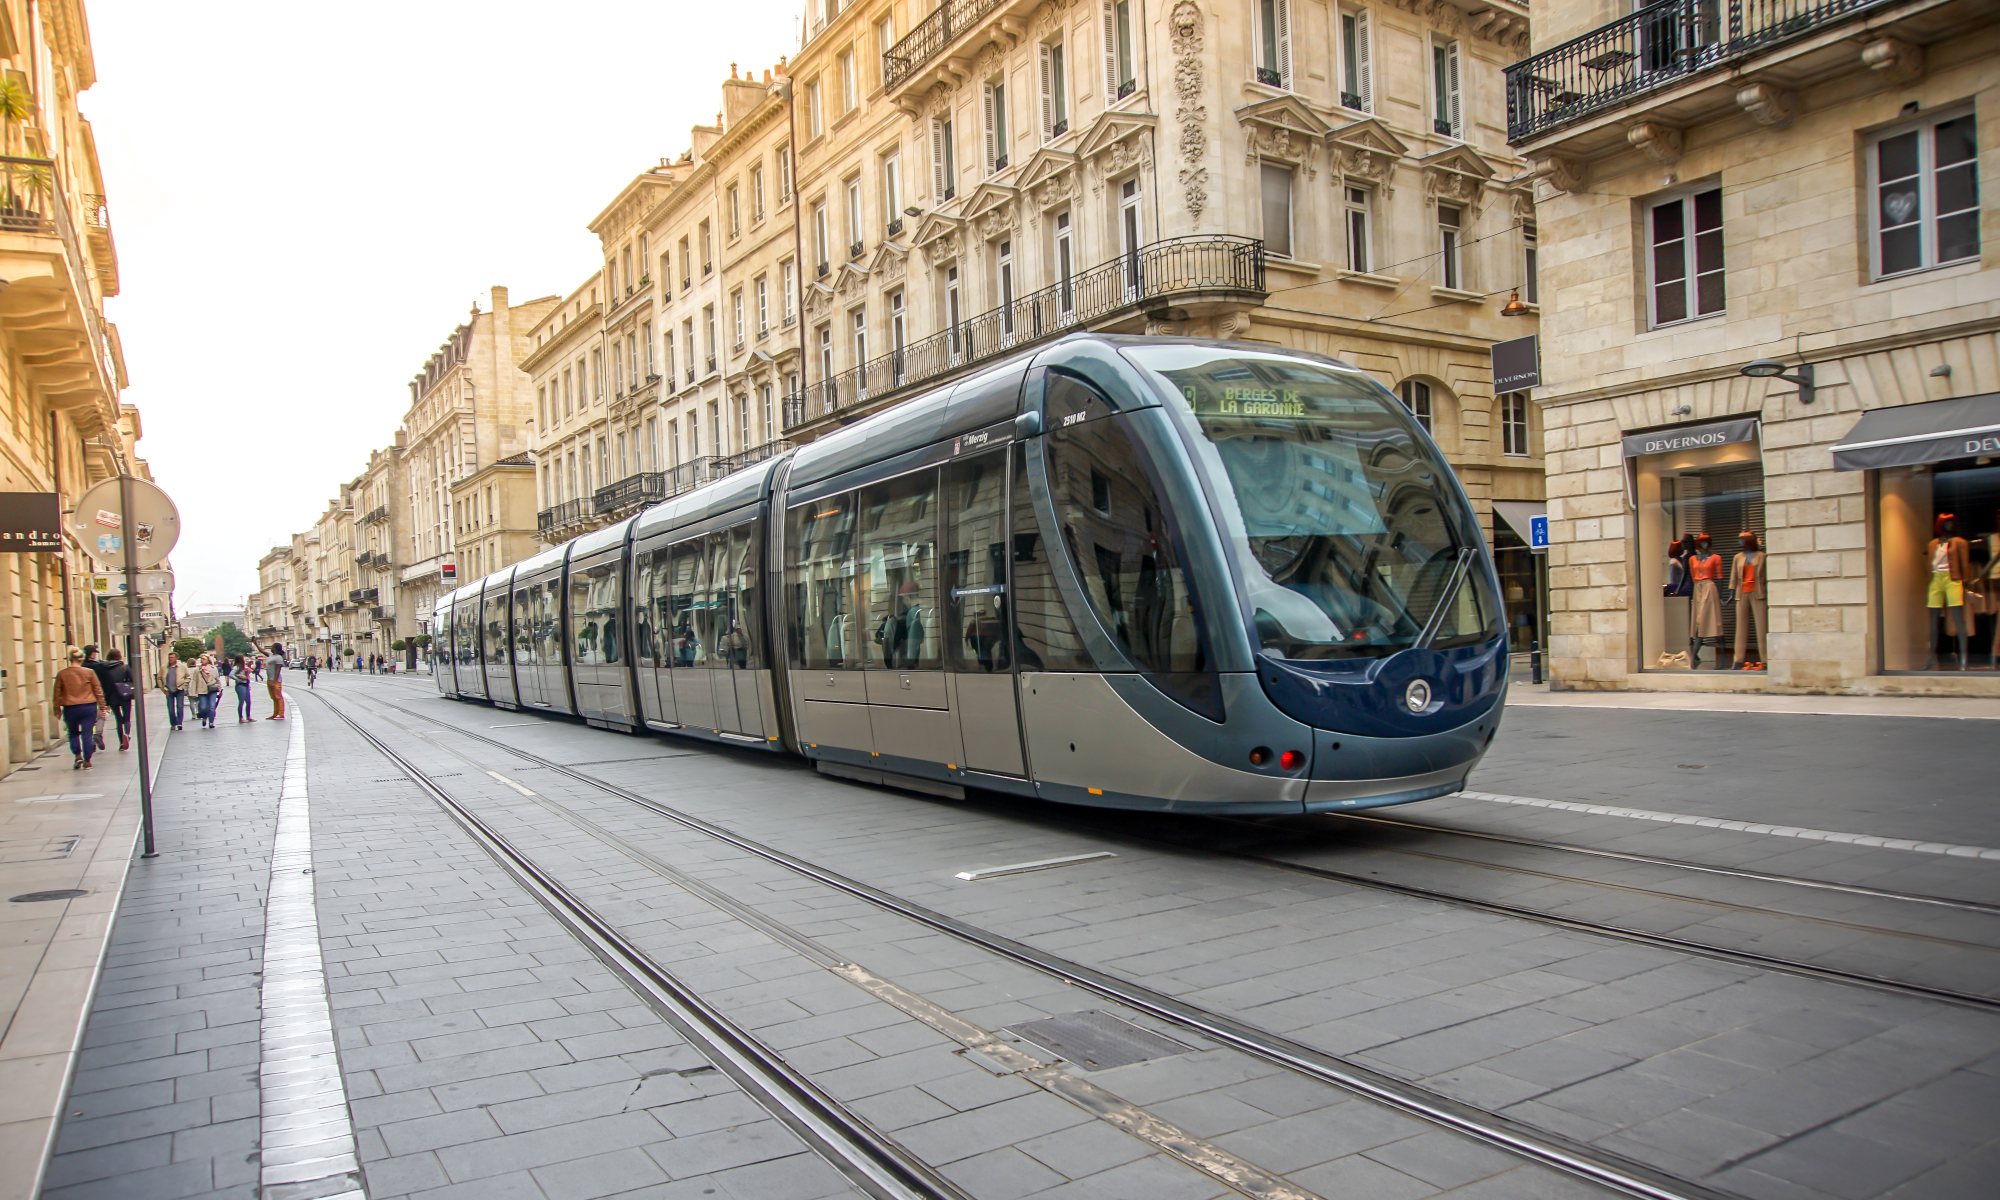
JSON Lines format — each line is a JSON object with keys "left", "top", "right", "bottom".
{"left": 1926, "top": 513, "right": 1971, "bottom": 670}
{"left": 1687, "top": 533, "right": 1724, "bottom": 668}
{"left": 1728, "top": 531, "right": 1766, "bottom": 669}
{"left": 1663, "top": 539, "right": 1692, "bottom": 597}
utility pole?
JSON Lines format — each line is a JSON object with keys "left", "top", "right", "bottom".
{"left": 118, "top": 472, "right": 157, "bottom": 859}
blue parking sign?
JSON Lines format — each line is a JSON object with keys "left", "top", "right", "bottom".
{"left": 1529, "top": 515, "right": 1549, "bottom": 550}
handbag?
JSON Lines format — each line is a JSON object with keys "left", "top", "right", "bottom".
{"left": 1655, "top": 651, "right": 1690, "bottom": 669}
{"left": 113, "top": 680, "right": 134, "bottom": 700}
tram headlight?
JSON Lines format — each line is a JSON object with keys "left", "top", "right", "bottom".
{"left": 1404, "top": 679, "right": 1433, "bottom": 713}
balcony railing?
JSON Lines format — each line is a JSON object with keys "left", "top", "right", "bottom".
{"left": 349, "top": 587, "right": 379, "bottom": 603}
{"left": 1505, "top": 0, "right": 1889, "bottom": 141}
{"left": 883, "top": 0, "right": 1007, "bottom": 88}
{"left": 371, "top": 605, "right": 393, "bottom": 622}
{"left": 719, "top": 438, "right": 794, "bottom": 476}
{"left": 781, "top": 234, "right": 1264, "bottom": 429}
{"left": 594, "top": 470, "right": 671, "bottom": 515}
{"left": 0, "top": 156, "right": 55, "bottom": 235}
{"left": 537, "top": 498, "right": 588, "bottom": 538}
{"left": 360, "top": 504, "right": 389, "bottom": 525}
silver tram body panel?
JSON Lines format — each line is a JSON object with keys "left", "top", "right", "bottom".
{"left": 432, "top": 335, "right": 1508, "bottom": 815}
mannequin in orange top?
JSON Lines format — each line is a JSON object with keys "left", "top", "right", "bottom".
{"left": 1927, "top": 512, "right": 1971, "bottom": 670}
{"left": 1687, "top": 532, "right": 1725, "bottom": 668}
{"left": 1728, "top": 531, "right": 1766, "bottom": 669}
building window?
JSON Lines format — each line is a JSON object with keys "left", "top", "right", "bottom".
{"left": 682, "top": 319, "right": 695, "bottom": 382}
{"left": 1256, "top": 0, "right": 1291, "bottom": 88}
{"left": 1522, "top": 222, "right": 1539, "bottom": 304}
{"left": 591, "top": 349, "right": 603, "bottom": 399}
{"left": 760, "top": 384, "right": 774, "bottom": 440}
{"left": 647, "top": 417, "right": 659, "bottom": 470}
{"left": 882, "top": 150, "right": 902, "bottom": 231}
{"left": 678, "top": 236, "right": 691, "bottom": 288}
{"left": 668, "top": 419, "right": 678, "bottom": 466}
{"left": 727, "top": 184, "right": 741, "bottom": 237}
{"left": 1039, "top": 37, "right": 1068, "bottom": 140}
{"left": 931, "top": 117, "right": 956, "bottom": 201}
{"left": 777, "top": 146, "right": 793, "bottom": 202}
{"left": 781, "top": 259, "right": 797, "bottom": 323}
{"left": 737, "top": 393, "right": 751, "bottom": 453}
{"left": 1105, "top": 0, "right": 1134, "bottom": 99}
{"left": 537, "top": 384, "right": 547, "bottom": 429}
{"left": 665, "top": 331, "right": 677, "bottom": 385}
{"left": 846, "top": 177, "right": 864, "bottom": 255}
{"left": 996, "top": 240, "right": 1015, "bottom": 335}
{"left": 700, "top": 220, "right": 713, "bottom": 273}
{"left": 1400, "top": 380, "right": 1432, "bottom": 432}
{"left": 841, "top": 49, "right": 857, "bottom": 110}
{"left": 1501, "top": 392, "right": 1529, "bottom": 457}
{"left": 807, "top": 78, "right": 823, "bottom": 138}
{"left": 1343, "top": 186, "right": 1371, "bottom": 273}
{"left": 1432, "top": 38, "right": 1461, "bottom": 137}
{"left": 851, "top": 308, "right": 868, "bottom": 374}
{"left": 876, "top": 15, "right": 894, "bottom": 82}
{"left": 1260, "top": 162, "right": 1293, "bottom": 258}
{"left": 751, "top": 166, "right": 765, "bottom": 220}
{"left": 642, "top": 321, "right": 654, "bottom": 376}
{"left": 889, "top": 290, "right": 907, "bottom": 381}
{"left": 813, "top": 203, "right": 830, "bottom": 272}
{"left": 945, "top": 265, "right": 962, "bottom": 356}
{"left": 1438, "top": 204, "right": 1463, "bottom": 289}
{"left": 1869, "top": 109, "right": 1978, "bottom": 281}
{"left": 818, "top": 324, "right": 834, "bottom": 391}
{"left": 755, "top": 275, "right": 770, "bottom": 334}
{"left": 703, "top": 306, "right": 717, "bottom": 372}
{"left": 1054, "top": 210, "right": 1074, "bottom": 316}
{"left": 1648, "top": 188, "right": 1724, "bottom": 327}
{"left": 732, "top": 289, "right": 746, "bottom": 351}
{"left": 1120, "top": 177, "right": 1143, "bottom": 290}
{"left": 984, "top": 81, "right": 1008, "bottom": 172}
{"left": 1340, "top": 9, "right": 1371, "bottom": 110}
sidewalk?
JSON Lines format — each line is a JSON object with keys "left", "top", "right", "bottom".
{"left": 1507, "top": 681, "right": 2000, "bottom": 719}
{"left": 0, "top": 694, "right": 170, "bottom": 1200}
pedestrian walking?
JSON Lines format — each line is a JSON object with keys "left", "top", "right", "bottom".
{"left": 80, "top": 643, "right": 112, "bottom": 750}
{"left": 163, "top": 654, "right": 187, "bottom": 731}
{"left": 306, "top": 656, "right": 319, "bottom": 688}
{"left": 196, "top": 653, "right": 220, "bottom": 728}
{"left": 253, "top": 655, "right": 265, "bottom": 682}
{"left": 233, "top": 656, "right": 254, "bottom": 722}
{"left": 101, "top": 648, "right": 135, "bottom": 751}
{"left": 251, "top": 638, "right": 286, "bottom": 719}
{"left": 52, "top": 648, "right": 105, "bottom": 770}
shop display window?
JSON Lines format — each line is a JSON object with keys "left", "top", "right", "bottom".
{"left": 1490, "top": 521, "right": 1541, "bottom": 651}
{"left": 1633, "top": 432, "right": 1766, "bottom": 671}
{"left": 1876, "top": 457, "right": 2000, "bottom": 671}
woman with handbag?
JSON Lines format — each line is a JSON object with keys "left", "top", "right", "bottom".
{"left": 232, "top": 656, "right": 254, "bottom": 723}
{"left": 51, "top": 647, "right": 105, "bottom": 769}
{"left": 197, "top": 653, "right": 221, "bottom": 728}
{"left": 102, "top": 647, "right": 135, "bottom": 751}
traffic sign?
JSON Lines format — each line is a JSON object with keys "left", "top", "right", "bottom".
{"left": 1529, "top": 515, "right": 1550, "bottom": 551}
{"left": 68, "top": 477, "right": 180, "bottom": 569}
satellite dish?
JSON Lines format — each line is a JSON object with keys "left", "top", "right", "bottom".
{"left": 69, "top": 477, "right": 181, "bottom": 570}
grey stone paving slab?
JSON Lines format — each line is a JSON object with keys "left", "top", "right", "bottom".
{"left": 334, "top": 673, "right": 2000, "bottom": 1200}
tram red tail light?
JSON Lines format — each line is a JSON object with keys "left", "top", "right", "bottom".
{"left": 1279, "top": 750, "right": 1305, "bottom": 772}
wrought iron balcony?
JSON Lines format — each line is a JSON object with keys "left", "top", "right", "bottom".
{"left": 537, "top": 498, "right": 589, "bottom": 538}
{"left": 719, "top": 438, "right": 794, "bottom": 475}
{"left": 349, "top": 587, "right": 379, "bottom": 603}
{"left": 882, "top": 0, "right": 1008, "bottom": 89}
{"left": 782, "top": 235, "right": 1264, "bottom": 430}
{"left": 360, "top": 504, "right": 390, "bottom": 525}
{"left": 594, "top": 470, "right": 670, "bottom": 515}
{"left": 0, "top": 156, "right": 55, "bottom": 235}
{"left": 1505, "top": 0, "right": 1890, "bottom": 142}
{"left": 371, "top": 605, "right": 393, "bottom": 622}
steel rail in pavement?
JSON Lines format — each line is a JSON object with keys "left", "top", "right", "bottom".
{"left": 369, "top": 692, "right": 1732, "bottom": 1200}
{"left": 307, "top": 692, "right": 970, "bottom": 1200}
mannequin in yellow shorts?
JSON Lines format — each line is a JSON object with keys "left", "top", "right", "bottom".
{"left": 1927, "top": 513, "right": 1971, "bottom": 670}
{"left": 1728, "top": 531, "right": 1766, "bottom": 669}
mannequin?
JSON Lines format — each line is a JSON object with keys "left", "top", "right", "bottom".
{"left": 1687, "top": 532, "right": 1725, "bottom": 668}
{"left": 1728, "top": 530, "right": 1766, "bottom": 669}
{"left": 1980, "top": 513, "right": 2000, "bottom": 668}
{"left": 1926, "top": 513, "right": 1971, "bottom": 670}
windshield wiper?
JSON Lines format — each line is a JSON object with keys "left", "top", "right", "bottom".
{"left": 1415, "top": 547, "right": 1474, "bottom": 649}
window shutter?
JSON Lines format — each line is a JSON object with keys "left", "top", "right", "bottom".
{"left": 1102, "top": 2, "right": 1119, "bottom": 97}
{"left": 1275, "top": 0, "right": 1293, "bottom": 88}
{"left": 1445, "top": 40, "right": 1461, "bottom": 136}
{"left": 931, "top": 119, "right": 948, "bottom": 198}
{"left": 983, "top": 84, "right": 998, "bottom": 173}
{"left": 1355, "top": 9, "right": 1372, "bottom": 111}
{"left": 1039, "top": 44, "right": 1054, "bottom": 140}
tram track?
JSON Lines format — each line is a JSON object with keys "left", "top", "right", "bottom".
{"left": 337, "top": 688, "right": 1738, "bottom": 1200}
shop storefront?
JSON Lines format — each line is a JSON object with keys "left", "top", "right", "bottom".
{"left": 1834, "top": 393, "right": 2000, "bottom": 674}
{"left": 1490, "top": 500, "right": 1548, "bottom": 657}
{"left": 1626, "top": 418, "right": 1768, "bottom": 674}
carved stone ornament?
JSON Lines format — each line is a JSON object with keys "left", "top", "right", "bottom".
{"left": 1169, "top": 0, "right": 1208, "bottom": 221}
{"left": 1418, "top": 144, "right": 1496, "bottom": 213}
{"left": 1627, "top": 122, "right": 1683, "bottom": 164}
{"left": 1031, "top": 0, "right": 1072, "bottom": 39}
{"left": 804, "top": 282, "right": 834, "bottom": 318}
{"left": 1862, "top": 37, "right": 1923, "bottom": 85}
{"left": 1735, "top": 82, "right": 1795, "bottom": 129}
{"left": 1532, "top": 155, "right": 1586, "bottom": 194}
{"left": 1237, "top": 96, "right": 1329, "bottom": 181}
{"left": 976, "top": 206, "right": 1017, "bottom": 240}
{"left": 1328, "top": 117, "right": 1409, "bottom": 198}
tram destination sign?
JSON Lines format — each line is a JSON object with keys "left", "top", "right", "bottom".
{"left": 0, "top": 492, "right": 60, "bottom": 551}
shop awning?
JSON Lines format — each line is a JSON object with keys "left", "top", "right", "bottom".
{"left": 1831, "top": 392, "right": 2000, "bottom": 471}
{"left": 1620, "top": 416, "right": 1759, "bottom": 458}
{"left": 1491, "top": 500, "right": 1546, "bottom": 546}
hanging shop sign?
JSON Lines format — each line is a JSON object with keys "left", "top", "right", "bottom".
{"left": 1490, "top": 335, "right": 1541, "bottom": 393}
{"left": 0, "top": 492, "right": 61, "bottom": 551}
{"left": 1620, "top": 416, "right": 1760, "bottom": 458}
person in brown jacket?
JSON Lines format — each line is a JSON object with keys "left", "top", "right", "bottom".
{"left": 52, "top": 647, "right": 106, "bottom": 770}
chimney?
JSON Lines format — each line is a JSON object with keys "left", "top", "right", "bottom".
{"left": 491, "top": 284, "right": 510, "bottom": 313}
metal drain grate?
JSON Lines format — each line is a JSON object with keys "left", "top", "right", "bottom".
{"left": 1005, "top": 1011, "right": 1193, "bottom": 1070}
{"left": 0, "top": 835, "right": 81, "bottom": 864}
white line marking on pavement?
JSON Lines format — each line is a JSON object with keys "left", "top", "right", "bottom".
{"left": 485, "top": 769, "right": 538, "bottom": 797}
{"left": 955, "top": 852, "right": 1118, "bottom": 881}
{"left": 488, "top": 723, "right": 539, "bottom": 729}
{"left": 259, "top": 714, "right": 368, "bottom": 1199}
{"left": 1459, "top": 790, "right": 2000, "bottom": 861}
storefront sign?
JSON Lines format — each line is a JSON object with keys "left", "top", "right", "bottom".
{"left": 0, "top": 492, "right": 61, "bottom": 551}
{"left": 1621, "top": 417, "right": 1759, "bottom": 458}
{"left": 1831, "top": 392, "right": 2000, "bottom": 471}
{"left": 1491, "top": 335, "right": 1540, "bottom": 393}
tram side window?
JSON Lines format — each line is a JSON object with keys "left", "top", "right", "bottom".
{"left": 487, "top": 596, "right": 508, "bottom": 667}
{"left": 945, "top": 453, "right": 1012, "bottom": 673}
{"left": 571, "top": 573, "right": 599, "bottom": 664}
{"left": 535, "top": 583, "right": 562, "bottom": 666}
{"left": 787, "top": 496, "right": 859, "bottom": 670}
{"left": 1044, "top": 379, "right": 1216, "bottom": 714}
{"left": 668, "top": 539, "right": 707, "bottom": 667}
{"left": 727, "top": 524, "right": 763, "bottom": 670}
{"left": 698, "top": 533, "right": 733, "bottom": 671}
{"left": 632, "top": 551, "right": 661, "bottom": 668}
{"left": 514, "top": 589, "right": 536, "bottom": 664}
{"left": 1011, "top": 445, "right": 1093, "bottom": 671}
{"left": 859, "top": 470, "right": 942, "bottom": 671}
{"left": 457, "top": 605, "right": 477, "bottom": 667}
{"left": 593, "top": 564, "right": 622, "bottom": 664}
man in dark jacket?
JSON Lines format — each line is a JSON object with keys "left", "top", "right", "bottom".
{"left": 81, "top": 644, "right": 114, "bottom": 751}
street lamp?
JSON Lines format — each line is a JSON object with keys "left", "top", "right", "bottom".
{"left": 1740, "top": 358, "right": 1814, "bottom": 404}
{"left": 1499, "top": 288, "right": 1531, "bottom": 317}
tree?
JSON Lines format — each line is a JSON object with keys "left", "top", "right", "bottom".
{"left": 391, "top": 639, "right": 407, "bottom": 652}
{"left": 171, "top": 637, "right": 204, "bottom": 662}
{"left": 208, "top": 621, "right": 253, "bottom": 658}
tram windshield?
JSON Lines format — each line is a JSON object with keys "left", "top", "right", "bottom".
{"left": 1125, "top": 345, "right": 1500, "bottom": 660}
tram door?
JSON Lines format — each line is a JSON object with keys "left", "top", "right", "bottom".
{"left": 943, "top": 451, "right": 1023, "bottom": 775}
{"left": 631, "top": 544, "right": 669, "bottom": 724}
{"left": 859, "top": 469, "right": 953, "bottom": 763}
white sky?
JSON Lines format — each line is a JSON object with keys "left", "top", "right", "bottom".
{"left": 84, "top": 0, "right": 803, "bottom": 612}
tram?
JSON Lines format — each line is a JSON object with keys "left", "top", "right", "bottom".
{"left": 433, "top": 335, "right": 1508, "bottom": 814}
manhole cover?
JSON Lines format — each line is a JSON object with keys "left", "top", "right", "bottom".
{"left": 10, "top": 889, "right": 89, "bottom": 903}
{"left": 1005, "top": 1011, "right": 1193, "bottom": 1070}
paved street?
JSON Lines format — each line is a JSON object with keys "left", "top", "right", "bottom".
{"left": 25, "top": 672, "right": 2000, "bottom": 1200}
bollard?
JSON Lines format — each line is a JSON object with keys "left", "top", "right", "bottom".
{"left": 1530, "top": 639, "right": 1543, "bottom": 685}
